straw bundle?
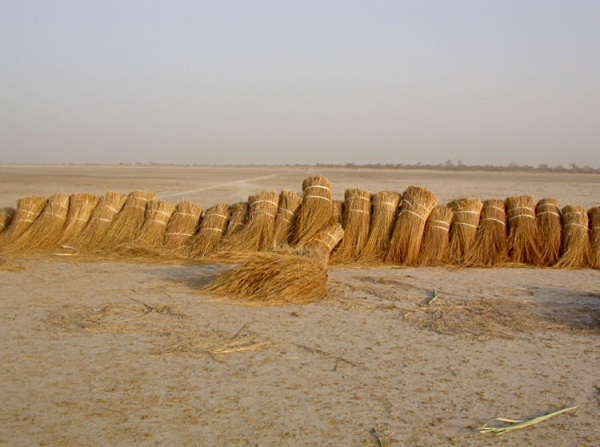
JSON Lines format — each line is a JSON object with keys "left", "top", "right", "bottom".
{"left": 0, "top": 196, "right": 47, "bottom": 247}
{"left": 306, "top": 222, "right": 345, "bottom": 263}
{"left": 331, "top": 189, "right": 372, "bottom": 263}
{"left": 0, "top": 207, "right": 15, "bottom": 235}
{"left": 201, "top": 252, "right": 328, "bottom": 305}
{"left": 331, "top": 200, "right": 345, "bottom": 226}
{"left": 77, "top": 192, "right": 128, "bottom": 249}
{"left": 589, "top": 206, "right": 600, "bottom": 269}
{"left": 506, "top": 196, "right": 541, "bottom": 265}
{"left": 272, "top": 190, "right": 303, "bottom": 247}
{"left": 135, "top": 200, "right": 176, "bottom": 248}
{"left": 536, "top": 198, "right": 562, "bottom": 266}
{"left": 448, "top": 198, "right": 483, "bottom": 265}
{"left": 224, "top": 202, "right": 249, "bottom": 238}
{"left": 98, "top": 191, "right": 157, "bottom": 250}
{"left": 385, "top": 186, "right": 438, "bottom": 265}
{"left": 464, "top": 199, "right": 508, "bottom": 267}
{"left": 555, "top": 205, "right": 591, "bottom": 269}
{"left": 359, "top": 191, "right": 401, "bottom": 262}
{"left": 163, "top": 201, "right": 203, "bottom": 252}
{"left": 222, "top": 192, "right": 279, "bottom": 252}
{"left": 418, "top": 205, "right": 453, "bottom": 266}
{"left": 57, "top": 194, "right": 99, "bottom": 247}
{"left": 293, "top": 176, "right": 333, "bottom": 247}
{"left": 188, "top": 203, "right": 231, "bottom": 257}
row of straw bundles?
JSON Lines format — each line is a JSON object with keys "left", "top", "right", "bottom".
{"left": 224, "top": 202, "right": 249, "bottom": 238}
{"left": 135, "top": 200, "right": 176, "bottom": 249}
{"left": 359, "top": 191, "right": 401, "bottom": 262}
{"left": 590, "top": 206, "right": 600, "bottom": 269}
{"left": 58, "top": 194, "right": 99, "bottom": 247}
{"left": 272, "top": 190, "right": 302, "bottom": 247}
{"left": 418, "top": 205, "right": 453, "bottom": 266}
{"left": 507, "top": 195, "right": 541, "bottom": 265}
{"left": 0, "top": 208, "right": 16, "bottom": 235}
{"left": 331, "top": 188, "right": 372, "bottom": 263}
{"left": 164, "top": 202, "right": 203, "bottom": 252}
{"left": 536, "top": 198, "right": 562, "bottom": 266}
{"left": 448, "top": 198, "right": 483, "bottom": 264}
{"left": 0, "top": 196, "right": 47, "bottom": 248}
{"left": 556, "top": 205, "right": 592, "bottom": 268}
{"left": 386, "top": 186, "right": 438, "bottom": 265}
{"left": 294, "top": 176, "right": 333, "bottom": 247}
{"left": 464, "top": 199, "right": 508, "bottom": 267}
{"left": 77, "top": 192, "right": 128, "bottom": 250}
{"left": 188, "top": 203, "right": 230, "bottom": 257}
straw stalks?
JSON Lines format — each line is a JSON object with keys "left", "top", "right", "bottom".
{"left": 57, "top": 194, "right": 99, "bottom": 247}
{"left": 480, "top": 406, "right": 577, "bottom": 436}
{"left": 135, "top": 200, "right": 176, "bottom": 248}
{"left": 506, "top": 195, "right": 541, "bottom": 265}
{"left": 555, "top": 205, "right": 591, "bottom": 269}
{"left": 163, "top": 201, "right": 203, "bottom": 253}
{"left": 536, "top": 198, "right": 562, "bottom": 266}
{"left": 272, "top": 190, "right": 303, "bottom": 247}
{"left": 385, "top": 186, "right": 438, "bottom": 265}
{"left": 293, "top": 176, "right": 333, "bottom": 247}
{"left": 306, "top": 223, "right": 345, "bottom": 263}
{"left": 0, "top": 207, "right": 15, "bottom": 235}
{"left": 464, "top": 199, "right": 508, "bottom": 267}
{"left": 77, "top": 192, "right": 128, "bottom": 250}
{"left": 224, "top": 202, "right": 249, "bottom": 238}
{"left": 448, "top": 198, "right": 483, "bottom": 265}
{"left": 589, "top": 206, "right": 600, "bottom": 269}
{"left": 359, "top": 191, "right": 401, "bottom": 262}
{"left": 418, "top": 205, "right": 454, "bottom": 266}
{"left": 331, "top": 200, "right": 345, "bottom": 226}
{"left": 0, "top": 196, "right": 47, "bottom": 247}
{"left": 331, "top": 189, "right": 372, "bottom": 263}
{"left": 188, "top": 203, "right": 230, "bottom": 258}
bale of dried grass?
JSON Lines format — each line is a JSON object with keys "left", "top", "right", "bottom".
{"left": 188, "top": 203, "right": 231, "bottom": 258}
{"left": 77, "top": 192, "right": 128, "bottom": 250}
{"left": 293, "top": 176, "right": 333, "bottom": 247}
{"left": 506, "top": 195, "right": 541, "bottom": 265}
{"left": 0, "top": 196, "right": 47, "bottom": 247}
{"left": 359, "top": 191, "right": 401, "bottom": 262}
{"left": 0, "top": 207, "right": 16, "bottom": 235}
{"left": 385, "top": 186, "right": 438, "bottom": 265}
{"left": 222, "top": 192, "right": 279, "bottom": 252}
{"left": 464, "top": 199, "right": 508, "bottom": 267}
{"left": 589, "top": 206, "right": 600, "bottom": 269}
{"left": 536, "top": 198, "right": 562, "bottom": 266}
{"left": 555, "top": 205, "right": 591, "bottom": 269}
{"left": 135, "top": 200, "right": 176, "bottom": 248}
{"left": 272, "top": 190, "right": 303, "bottom": 247}
{"left": 306, "top": 222, "right": 345, "bottom": 263}
{"left": 224, "top": 202, "right": 249, "bottom": 238}
{"left": 448, "top": 198, "right": 483, "bottom": 265}
{"left": 201, "top": 252, "right": 328, "bottom": 305}
{"left": 331, "top": 200, "right": 345, "bottom": 226}
{"left": 57, "top": 194, "right": 99, "bottom": 247}
{"left": 418, "top": 205, "right": 454, "bottom": 266}
{"left": 163, "top": 201, "right": 203, "bottom": 252}
{"left": 331, "top": 188, "right": 372, "bottom": 263}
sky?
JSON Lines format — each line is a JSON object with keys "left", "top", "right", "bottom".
{"left": 1, "top": 1, "right": 599, "bottom": 167}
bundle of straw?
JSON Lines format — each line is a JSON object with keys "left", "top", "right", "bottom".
{"left": 222, "top": 192, "right": 279, "bottom": 252}
{"left": 224, "top": 202, "right": 249, "bottom": 238}
{"left": 0, "top": 207, "right": 15, "bottom": 235}
{"left": 0, "top": 196, "right": 47, "bottom": 247}
{"left": 359, "top": 191, "right": 401, "bottom": 262}
{"left": 163, "top": 202, "right": 203, "bottom": 252}
{"left": 464, "top": 199, "right": 508, "bottom": 267}
{"left": 536, "top": 198, "right": 562, "bottom": 266}
{"left": 98, "top": 191, "right": 157, "bottom": 250}
{"left": 306, "top": 222, "right": 345, "bottom": 263}
{"left": 331, "top": 188, "right": 372, "bottom": 263}
{"left": 135, "top": 200, "right": 176, "bottom": 248}
{"left": 188, "top": 203, "right": 230, "bottom": 258}
{"left": 385, "top": 186, "right": 438, "bottom": 265}
{"left": 77, "top": 192, "right": 128, "bottom": 250}
{"left": 417, "top": 205, "right": 453, "bottom": 266}
{"left": 506, "top": 195, "right": 541, "bottom": 265}
{"left": 272, "top": 190, "right": 303, "bottom": 247}
{"left": 293, "top": 176, "right": 333, "bottom": 247}
{"left": 331, "top": 200, "right": 345, "bottom": 226}
{"left": 57, "top": 194, "right": 99, "bottom": 247}
{"left": 589, "top": 206, "right": 600, "bottom": 269}
{"left": 448, "top": 198, "right": 483, "bottom": 265}
{"left": 555, "top": 205, "right": 591, "bottom": 269}
{"left": 201, "top": 252, "right": 328, "bottom": 305}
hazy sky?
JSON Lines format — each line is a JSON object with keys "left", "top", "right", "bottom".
{"left": 1, "top": 1, "right": 599, "bottom": 167}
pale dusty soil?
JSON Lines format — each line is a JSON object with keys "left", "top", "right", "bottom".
{"left": 0, "top": 165, "right": 599, "bottom": 446}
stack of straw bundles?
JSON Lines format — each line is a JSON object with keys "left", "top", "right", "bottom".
{"left": 448, "top": 198, "right": 483, "bottom": 265}
{"left": 331, "top": 200, "right": 345, "bottom": 226}
{"left": 57, "top": 194, "right": 99, "bottom": 247}
{"left": 188, "top": 203, "right": 230, "bottom": 257}
{"left": 386, "top": 186, "right": 438, "bottom": 265}
{"left": 272, "top": 190, "right": 303, "bottom": 247}
{"left": 293, "top": 176, "right": 333, "bottom": 247}
{"left": 360, "top": 191, "right": 401, "bottom": 262}
{"left": 224, "top": 202, "right": 249, "bottom": 238}
{"left": 77, "top": 192, "right": 128, "bottom": 249}
{"left": 331, "top": 189, "right": 372, "bottom": 263}
{"left": 223, "top": 192, "right": 279, "bottom": 252}
{"left": 0, "top": 196, "right": 47, "bottom": 247}
{"left": 418, "top": 205, "right": 453, "bottom": 266}
{"left": 536, "top": 198, "right": 562, "bottom": 266}
{"left": 306, "top": 222, "right": 345, "bottom": 264}
{"left": 135, "top": 200, "right": 176, "bottom": 248}
{"left": 0, "top": 207, "right": 16, "bottom": 235}
{"left": 163, "top": 202, "right": 202, "bottom": 252}
{"left": 202, "top": 252, "right": 329, "bottom": 305}
{"left": 506, "top": 195, "right": 541, "bottom": 265}
{"left": 589, "top": 206, "right": 600, "bottom": 269}
{"left": 464, "top": 199, "right": 508, "bottom": 267}
{"left": 555, "top": 205, "right": 591, "bottom": 269}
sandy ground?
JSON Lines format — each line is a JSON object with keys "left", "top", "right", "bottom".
{"left": 0, "top": 165, "right": 599, "bottom": 446}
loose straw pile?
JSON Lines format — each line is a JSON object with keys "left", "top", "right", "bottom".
{"left": 224, "top": 202, "right": 249, "bottom": 238}
{"left": 360, "top": 191, "right": 401, "bottom": 263}
{"left": 555, "top": 205, "right": 591, "bottom": 268}
{"left": 536, "top": 198, "right": 562, "bottom": 266}
{"left": 77, "top": 192, "right": 128, "bottom": 250}
{"left": 418, "top": 205, "right": 453, "bottom": 266}
{"left": 465, "top": 199, "right": 508, "bottom": 267}
{"left": 331, "top": 188, "right": 372, "bottom": 263}
{"left": 448, "top": 198, "right": 483, "bottom": 265}
{"left": 0, "top": 196, "right": 47, "bottom": 247}
{"left": 272, "top": 190, "right": 302, "bottom": 247}
{"left": 506, "top": 195, "right": 541, "bottom": 265}
{"left": 163, "top": 201, "right": 202, "bottom": 252}
{"left": 294, "top": 176, "right": 333, "bottom": 247}
{"left": 57, "top": 194, "right": 99, "bottom": 247}
{"left": 135, "top": 200, "right": 175, "bottom": 248}
{"left": 188, "top": 203, "right": 230, "bottom": 258}
{"left": 589, "top": 206, "right": 600, "bottom": 269}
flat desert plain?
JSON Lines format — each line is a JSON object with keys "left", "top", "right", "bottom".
{"left": 0, "top": 165, "right": 599, "bottom": 447}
